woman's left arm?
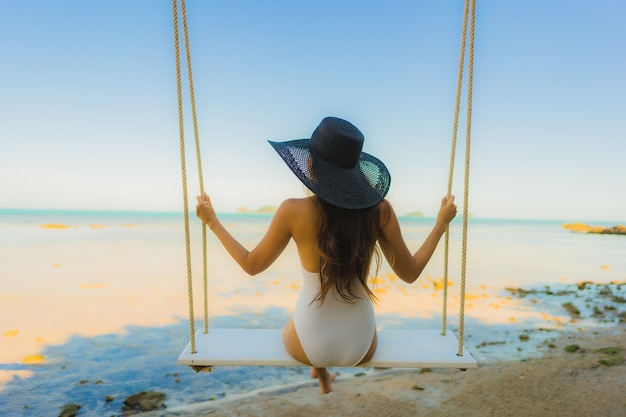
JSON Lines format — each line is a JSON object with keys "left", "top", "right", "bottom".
{"left": 196, "top": 193, "right": 294, "bottom": 275}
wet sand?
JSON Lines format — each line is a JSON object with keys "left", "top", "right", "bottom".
{"left": 139, "top": 327, "right": 625, "bottom": 417}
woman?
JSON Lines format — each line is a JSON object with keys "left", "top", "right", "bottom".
{"left": 196, "top": 116, "right": 457, "bottom": 393}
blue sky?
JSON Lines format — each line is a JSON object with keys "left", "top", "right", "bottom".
{"left": 0, "top": 1, "right": 624, "bottom": 221}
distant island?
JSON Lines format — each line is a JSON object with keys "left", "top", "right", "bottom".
{"left": 237, "top": 205, "right": 277, "bottom": 214}
{"left": 563, "top": 223, "right": 626, "bottom": 235}
{"left": 405, "top": 211, "right": 424, "bottom": 217}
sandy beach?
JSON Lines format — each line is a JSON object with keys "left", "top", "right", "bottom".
{"left": 138, "top": 327, "right": 625, "bottom": 417}
{"left": 2, "top": 212, "right": 625, "bottom": 416}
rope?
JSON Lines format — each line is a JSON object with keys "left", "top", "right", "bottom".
{"left": 171, "top": 0, "right": 195, "bottom": 354}
{"left": 179, "top": 0, "right": 209, "bottom": 335}
{"left": 442, "top": 0, "right": 470, "bottom": 337}
{"left": 442, "top": 0, "right": 476, "bottom": 356}
{"left": 458, "top": 0, "right": 476, "bottom": 357}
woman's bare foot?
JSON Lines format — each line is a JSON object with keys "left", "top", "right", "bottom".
{"left": 312, "top": 367, "right": 336, "bottom": 394}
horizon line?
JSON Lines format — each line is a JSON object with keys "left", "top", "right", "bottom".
{"left": 0, "top": 207, "right": 624, "bottom": 225}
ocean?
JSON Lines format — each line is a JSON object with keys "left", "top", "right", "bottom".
{"left": 0, "top": 209, "right": 624, "bottom": 416}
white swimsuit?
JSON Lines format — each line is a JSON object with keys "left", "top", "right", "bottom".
{"left": 293, "top": 269, "right": 376, "bottom": 368}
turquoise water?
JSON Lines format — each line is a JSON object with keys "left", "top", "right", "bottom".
{"left": 0, "top": 209, "right": 624, "bottom": 416}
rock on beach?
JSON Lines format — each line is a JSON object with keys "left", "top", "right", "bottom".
{"left": 563, "top": 223, "right": 626, "bottom": 235}
{"left": 122, "top": 391, "right": 166, "bottom": 415}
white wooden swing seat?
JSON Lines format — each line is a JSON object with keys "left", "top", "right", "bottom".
{"left": 178, "top": 328, "right": 478, "bottom": 369}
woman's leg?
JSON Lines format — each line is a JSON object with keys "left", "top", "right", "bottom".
{"left": 309, "top": 367, "right": 336, "bottom": 394}
{"left": 282, "top": 318, "right": 336, "bottom": 393}
{"left": 282, "top": 318, "right": 311, "bottom": 365}
{"left": 356, "top": 330, "right": 378, "bottom": 365}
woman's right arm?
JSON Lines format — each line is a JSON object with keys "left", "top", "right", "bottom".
{"left": 196, "top": 193, "right": 294, "bottom": 276}
{"left": 378, "top": 196, "right": 457, "bottom": 284}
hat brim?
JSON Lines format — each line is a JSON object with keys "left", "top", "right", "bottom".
{"left": 269, "top": 139, "right": 391, "bottom": 209}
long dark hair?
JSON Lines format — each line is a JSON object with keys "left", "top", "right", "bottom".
{"left": 313, "top": 196, "right": 387, "bottom": 303}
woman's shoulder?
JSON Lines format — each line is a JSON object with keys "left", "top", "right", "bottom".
{"left": 376, "top": 198, "right": 394, "bottom": 215}
{"left": 277, "top": 197, "right": 319, "bottom": 239}
{"left": 378, "top": 199, "right": 397, "bottom": 227}
{"left": 280, "top": 196, "right": 316, "bottom": 210}
{"left": 273, "top": 197, "right": 317, "bottom": 219}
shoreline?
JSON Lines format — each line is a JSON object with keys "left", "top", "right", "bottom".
{"left": 136, "top": 326, "right": 625, "bottom": 417}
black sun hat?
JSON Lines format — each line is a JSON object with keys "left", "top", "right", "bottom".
{"left": 268, "top": 117, "right": 391, "bottom": 209}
